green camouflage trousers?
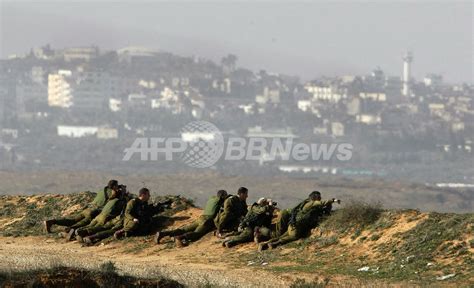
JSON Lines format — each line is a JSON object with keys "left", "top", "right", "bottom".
{"left": 225, "top": 227, "right": 253, "bottom": 246}
{"left": 53, "top": 207, "right": 101, "bottom": 229}
{"left": 163, "top": 216, "right": 215, "bottom": 242}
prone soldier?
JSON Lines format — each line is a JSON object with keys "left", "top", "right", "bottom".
{"left": 44, "top": 180, "right": 119, "bottom": 234}
{"left": 155, "top": 189, "right": 228, "bottom": 247}
{"left": 258, "top": 191, "right": 340, "bottom": 251}
{"left": 222, "top": 197, "right": 276, "bottom": 248}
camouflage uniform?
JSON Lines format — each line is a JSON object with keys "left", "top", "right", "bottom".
{"left": 224, "top": 203, "right": 274, "bottom": 247}
{"left": 51, "top": 187, "right": 114, "bottom": 229}
{"left": 263, "top": 200, "right": 333, "bottom": 248}
{"left": 75, "top": 197, "right": 126, "bottom": 236}
{"left": 159, "top": 195, "right": 225, "bottom": 242}
{"left": 83, "top": 215, "right": 124, "bottom": 243}
{"left": 214, "top": 195, "right": 248, "bottom": 233}
{"left": 122, "top": 198, "right": 156, "bottom": 236}
{"left": 257, "top": 208, "right": 291, "bottom": 240}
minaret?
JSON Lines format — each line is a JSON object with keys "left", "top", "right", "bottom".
{"left": 402, "top": 51, "right": 413, "bottom": 97}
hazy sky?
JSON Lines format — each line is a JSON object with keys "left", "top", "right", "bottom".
{"left": 1, "top": 1, "right": 472, "bottom": 83}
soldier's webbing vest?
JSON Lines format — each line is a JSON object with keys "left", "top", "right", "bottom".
{"left": 203, "top": 196, "right": 223, "bottom": 218}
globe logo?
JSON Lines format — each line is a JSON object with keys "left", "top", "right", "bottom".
{"left": 180, "top": 121, "right": 224, "bottom": 168}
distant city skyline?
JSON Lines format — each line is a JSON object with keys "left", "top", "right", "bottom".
{"left": 1, "top": 1, "right": 472, "bottom": 83}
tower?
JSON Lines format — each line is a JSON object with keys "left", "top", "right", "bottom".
{"left": 402, "top": 51, "right": 413, "bottom": 97}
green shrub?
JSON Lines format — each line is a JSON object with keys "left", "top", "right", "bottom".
{"left": 99, "top": 261, "right": 117, "bottom": 275}
{"left": 321, "top": 201, "right": 383, "bottom": 232}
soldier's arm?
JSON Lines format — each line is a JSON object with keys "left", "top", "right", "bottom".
{"left": 321, "top": 199, "right": 340, "bottom": 215}
{"left": 217, "top": 197, "right": 237, "bottom": 230}
{"left": 125, "top": 199, "right": 138, "bottom": 220}
{"left": 152, "top": 199, "right": 172, "bottom": 214}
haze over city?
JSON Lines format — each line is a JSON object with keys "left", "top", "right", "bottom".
{"left": 1, "top": 1, "right": 472, "bottom": 83}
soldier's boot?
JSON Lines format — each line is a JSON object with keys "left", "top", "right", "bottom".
{"left": 224, "top": 241, "right": 236, "bottom": 248}
{"left": 174, "top": 236, "right": 188, "bottom": 248}
{"left": 75, "top": 229, "right": 88, "bottom": 238}
{"left": 43, "top": 220, "right": 54, "bottom": 234}
{"left": 114, "top": 229, "right": 125, "bottom": 240}
{"left": 83, "top": 235, "right": 98, "bottom": 246}
{"left": 253, "top": 230, "right": 262, "bottom": 244}
{"left": 66, "top": 229, "right": 76, "bottom": 241}
{"left": 221, "top": 239, "right": 232, "bottom": 247}
{"left": 76, "top": 234, "right": 84, "bottom": 243}
{"left": 155, "top": 231, "right": 169, "bottom": 244}
{"left": 258, "top": 243, "right": 268, "bottom": 252}
{"left": 268, "top": 240, "right": 281, "bottom": 250}
{"left": 215, "top": 230, "right": 226, "bottom": 239}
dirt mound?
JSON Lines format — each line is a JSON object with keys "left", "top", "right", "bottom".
{"left": 0, "top": 193, "right": 472, "bottom": 287}
{"left": 0, "top": 192, "right": 193, "bottom": 237}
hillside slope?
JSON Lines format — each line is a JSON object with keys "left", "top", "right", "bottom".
{"left": 0, "top": 193, "right": 472, "bottom": 287}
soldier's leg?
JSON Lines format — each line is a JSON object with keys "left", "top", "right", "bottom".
{"left": 225, "top": 227, "right": 253, "bottom": 247}
{"left": 164, "top": 221, "right": 199, "bottom": 237}
{"left": 52, "top": 214, "right": 85, "bottom": 227}
{"left": 155, "top": 220, "right": 200, "bottom": 244}
{"left": 181, "top": 219, "right": 214, "bottom": 242}
{"left": 84, "top": 225, "right": 122, "bottom": 245}
{"left": 44, "top": 213, "right": 83, "bottom": 233}
{"left": 122, "top": 220, "right": 155, "bottom": 237}
{"left": 254, "top": 226, "right": 272, "bottom": 243}
{"left": 275, "top": 209, "right": 291, "bottom": 237}
{"left": 75, "top": 218, "right": 100, "bottom": 237}
{"left": 69, "top": 208, "right": 100, "bottom": 229}
{"left": 270, "top": 226, "right": 299, "bottom": 248}
{"left": 215, "top": 214, "right": 240, "bottom": 234}
{"left": 85, "top": 220, "right": 114, "bottom": 236}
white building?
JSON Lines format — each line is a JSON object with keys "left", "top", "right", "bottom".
{"left": 117, "top": 46, "right": 159, "bottom": 63}
{"left": 97, "top": 127, "right": 119, "bottom": 139}
{"left": 109, "top": 98, "right": 122, "bottom": 112}
{"left": 182, "top": 132, "right": 216, "bottom": 142}
{"left": 313, "top": 126, "right": 328, "bottom": 135}
{"left": 48, "top": 70, "right": 73, "bottom": 108}
{"left": 62, "top": 46, "right": 99, "bottom": 62}
{"left": 304, "top": 83, "right": 347, "bottom": 103}
{"left": 359, "top": 92, "right": 386, "bottom": 102}
{"left": 48, "top": 69, "right": 125, "bottom": 110}
{"left": 331, "top": 122, "right": 345, "bottom": 137}
{"left": 356, "top": 114, "right": 382, "bottom": 125}
{"left": 297, "top": 100, "right": 312, "bottom": 112}
{"left": 424, "top": 74, "right": 443, "bottom": 87}
{"left": 57, "top": 125, "right": 98, "bottom": 138}
{"left": 256, "top": 87, "right": 280, "bottom": 104}
{"left": 246, "top": 126, "right": 297, "bottom": 138}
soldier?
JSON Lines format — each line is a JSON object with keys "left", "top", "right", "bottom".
{"left": 254, "top": 207, "right": 291, "bottom": 243}
{"left": 214, "top": 187, "right": 248, "bottom": 238}
{"left": 73, "top": 186, "right": 127, "bottom": 240}
{"left": 79, "top": 214, "right": 124, "bottom": 245}
{"left": 44, "top": 180, "right": 119, "bottom": 234}
{"left": 258, "top": 191, "right": 340, "bottom": 251}
{"left": 155, "top": 190, "right": 228, "bottom": 247}
{"left": 113, "top": 187, "right": 156, "bottom": 239}
{"left": 222, "top": 197, "right": 276, "bottom": 248}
